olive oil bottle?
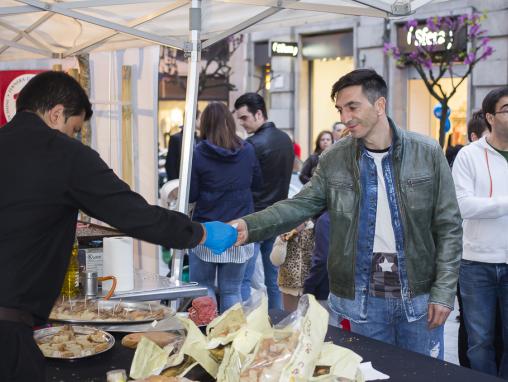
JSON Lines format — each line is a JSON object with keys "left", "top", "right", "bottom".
{"left": 61, "top": 238, "right": 80, "bottom": 298}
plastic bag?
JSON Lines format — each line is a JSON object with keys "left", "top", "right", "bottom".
{"left": 238, "top": 294, "right": 329, "bottom": 382}
{"left": 269, "top": 236, "right": 288, "bottom": 266}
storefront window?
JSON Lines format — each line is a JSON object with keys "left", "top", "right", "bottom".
{"left": 310, "top": 56, "right": 354, "bottom": 148}
{"left": 407, "top": 77, "right": 468, "bottom": 147}
{"left": 158, "top": 100, "right": 210, "bottom": 149}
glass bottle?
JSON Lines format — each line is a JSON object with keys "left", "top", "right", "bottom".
{"left": 61, "top": 238, "right": 80, "bottom": 298}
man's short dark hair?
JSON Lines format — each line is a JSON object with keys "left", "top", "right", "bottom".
{"left": 482, "top": 86, "right": 508, "bottom": 129}
{"left": 16, "top": 71, "right": 93, "bottom": 121}
{"left": 467, "top": 110, "right": 490, "bottom": 142}
{"left": 330, "top": 69, "right": 388, "bottom": 105}
{"left": 234, "top": 92, "right": 267, "bottom": 120}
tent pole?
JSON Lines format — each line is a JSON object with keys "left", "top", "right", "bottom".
{"left": 171, "top": 0, "right": 201, "bottom": 305}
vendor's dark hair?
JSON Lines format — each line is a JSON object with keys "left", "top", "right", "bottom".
{"left": 467, "top": 110, "right": 490, "bottom": 142}
{"left": 331, "top": 69, "right": 387, "bottom": 105}
{"left": 482, "top": 86, "right": 508, "bottom": 128}
{"left": 200, "top": 102, "right": 242, "bottom": 150}
{"left": 234, "top": 92, "right": 268, "bottom": 120}
{"left": 16, "top": 71, "right": 93, "bottom": 121}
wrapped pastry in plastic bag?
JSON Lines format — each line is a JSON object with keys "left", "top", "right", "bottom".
{"left": 130, "top": 336, "right": 183, "bottom": 380}
{"left": 238, "top": 294, "right": 329, "bottom": 382}
{"left": 311, "top": 343, "right": 364, "bottom": 382}
{"left": 161, "top": 317, "right": 219, "bottom": 379}
{"left": 208, "top": 291, "right": 271, "bottom": 363}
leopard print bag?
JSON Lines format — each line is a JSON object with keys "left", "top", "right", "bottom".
{"left": 277, "top": 227, "right": 315, "bottom": 289}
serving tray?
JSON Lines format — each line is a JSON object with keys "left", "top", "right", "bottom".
{"left": 49, "top": 299, "right": 174, "bottom": 324}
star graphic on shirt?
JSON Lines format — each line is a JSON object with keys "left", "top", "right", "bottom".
{"left": 379, "top": 257, "right": 394, "bottom": 272}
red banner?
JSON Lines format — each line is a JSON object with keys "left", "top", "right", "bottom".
{"left": 0, "top": 70, "right": 44, "bottom": 126}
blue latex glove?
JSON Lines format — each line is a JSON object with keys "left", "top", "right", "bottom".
{"left": 202, "top": 221, "right": 238, "bottom": 255}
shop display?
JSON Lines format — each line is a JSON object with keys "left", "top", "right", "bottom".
{"left": 34, "top": 325, "right": 114, "bottom": 359}
{"left": 50, "top": 300, "right": 172, "bottom": 324}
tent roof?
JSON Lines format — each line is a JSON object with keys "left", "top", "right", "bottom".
{"left": 0, "top": 0, "right": 434, "bottom": 61}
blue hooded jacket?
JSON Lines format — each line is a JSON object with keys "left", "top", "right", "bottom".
{"left": 190, "top": 139, "right": 262, "bottom": 223}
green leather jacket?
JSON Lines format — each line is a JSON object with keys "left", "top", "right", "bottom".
{"left": 244, "top": 120, "right": 462, "bottom": 308}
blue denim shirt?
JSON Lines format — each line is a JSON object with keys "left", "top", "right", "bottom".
{"left": 329, "top": 145, "right": 428, "bottom": 323}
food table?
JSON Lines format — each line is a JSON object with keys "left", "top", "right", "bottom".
{"left": 45, "top": 310, "right": 503, "bottom": 382}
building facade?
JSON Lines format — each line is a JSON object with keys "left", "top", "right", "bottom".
{"left": 228, "top": 0, "right": 508, "bottom": 159}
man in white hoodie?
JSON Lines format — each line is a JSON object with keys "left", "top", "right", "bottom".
{"left": 452, "top": 86, "right": 508, "bottom": 378}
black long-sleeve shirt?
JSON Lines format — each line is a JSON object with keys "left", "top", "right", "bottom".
{"left": 0, "top": 112, "right": 203, "bottom": 323}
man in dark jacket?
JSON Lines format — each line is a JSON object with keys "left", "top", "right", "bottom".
{"left": 0, "top": 71, "right": 235, "bottom": 382}
{"left": 234, "top": 92, "right": 294, "bottom": 309}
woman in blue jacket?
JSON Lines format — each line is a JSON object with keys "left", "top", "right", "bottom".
{"left": 189, "top": 102, "right": 262, "bottom": 313}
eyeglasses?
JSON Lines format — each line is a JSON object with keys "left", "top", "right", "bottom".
{"left": 492, "top": 110, "right": 508, "bottom": 116}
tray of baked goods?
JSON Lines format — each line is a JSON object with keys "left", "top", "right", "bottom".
{"left": 49, "top": 299, "right": 174, "bottom": 325}
{"left": 34, "top": 325, "right": 115, "bottom": 360}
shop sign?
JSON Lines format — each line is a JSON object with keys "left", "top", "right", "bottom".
{"left": 396, "top": 18, "right": 467, "bottom": 56}
{"left": 270, "top": 41, "right": 299, "bottom": 57}
{"left": 0, "top": 70, "right": 43, "bottom": 126}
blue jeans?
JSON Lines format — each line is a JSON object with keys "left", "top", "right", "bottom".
{"left": 188, "top": 251, "right": 248, "bottom": 313}
{"left": 241, "top": 237, "right": 282, "bottom": 310}
{"left": 460, "top": 260, "right": 508, "bottom": 378}
{"left": 330, "top": 294, "right": 444, "bottom": 359}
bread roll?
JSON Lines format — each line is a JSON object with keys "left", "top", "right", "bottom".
{"left": 121, "top": 331, "right": 178, "bottom": 349}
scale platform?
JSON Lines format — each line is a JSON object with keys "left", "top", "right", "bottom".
{"left": 100, "top": 270, "right": 207, "bottom": 301}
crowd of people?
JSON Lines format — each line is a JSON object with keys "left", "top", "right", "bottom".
{"left": 2, "top": 68, "right": 508, "bottom": 381}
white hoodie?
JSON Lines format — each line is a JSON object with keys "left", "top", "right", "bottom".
{"left": 452, "top": 137, "right": 508, "bottom": 263}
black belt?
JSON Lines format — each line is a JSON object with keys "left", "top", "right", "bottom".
{"left": 0, "top": 306, "right": 34, "bottom": 327}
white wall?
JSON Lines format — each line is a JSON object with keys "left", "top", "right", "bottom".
{"left": 89, "top": 46, "right": 160, "bottom": 273}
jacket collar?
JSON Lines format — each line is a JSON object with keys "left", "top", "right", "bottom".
{"left": 477, "top": 136, "right": 504, "bottom": 154}
{"left": 255, "top": 121, "right": 275, "bottom": 134}
{"left": 352, "top": 116, "right": 403, "bottom": 160}
{"left": 5, "top": 111, "right": 50, "bottom": 131}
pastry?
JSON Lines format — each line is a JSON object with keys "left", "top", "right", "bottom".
{"left": 121, "top": 331, "right": 179, "bottom": 349}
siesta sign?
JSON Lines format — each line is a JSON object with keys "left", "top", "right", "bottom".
{"left": 396, "top": 18, "right": 467, "bottom": 56}
{"left": 270, "top": 41, "right": 299, "bottom": 57}
{"left": 406, "top": 25, "right": 453, "bottom": 49}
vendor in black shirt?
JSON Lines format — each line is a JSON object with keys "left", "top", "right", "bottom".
{"left": 0, "top": 71, "right": 236, "bottom": 382}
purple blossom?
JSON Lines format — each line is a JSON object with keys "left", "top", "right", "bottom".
{"left": 480, "top": 46, "right": 494, "bottom": 60}
{"left": 457, "top": 14, "right": 467, "bottom": 25}
{"left": 383, "top": 42, "right": 392, "bottom": 54}
{"left": 443, "top": 17, "right": 454, "bottom": 29}
{"left": 407, "top": 19, "right": 418, "bottom": 28}
{"left": 480, "top": 37, "right": 491, "bottom": 46}
{"left": 408, "top": 51, "right": 419, "bottom": 61}
{"left": 423, "top": 58, "right": 433, "bottom": 69}
{"left": 468, "top": 24, "right": 481, "bottom": 37}
{"left": 427, "top": 17, "right": 438, "bottom": 32}
{"left": 464, "top": 52, "right": 476, "bottom": 65}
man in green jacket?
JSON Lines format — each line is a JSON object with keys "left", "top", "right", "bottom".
{"left": 230, "top": 69, "right": 462, "bottom": 359}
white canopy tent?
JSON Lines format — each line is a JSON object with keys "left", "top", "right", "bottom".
{"left": 0, "top": 0, "right": 434, "bottom": 282}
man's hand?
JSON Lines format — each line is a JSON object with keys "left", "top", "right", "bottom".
{"left": 201, "top": 221, "right": 238, "bottom": 255}
{"left": 228, "top": 219, "right": 248, "bottom": 246}
{"left": 427, "top": 303, "right": 452, "bottom": 329}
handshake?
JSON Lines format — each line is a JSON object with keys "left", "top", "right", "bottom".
{"left": 200, "top": 219, "right": 248, "bottom": 255}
